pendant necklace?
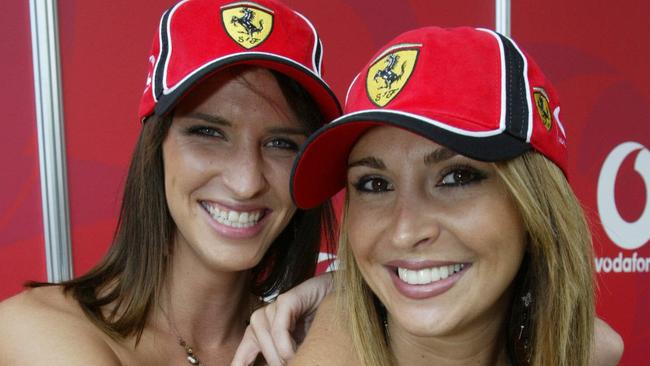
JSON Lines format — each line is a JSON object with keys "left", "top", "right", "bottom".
{"left": 161, "top": 296, "right": 261, "bottom": 366}
{"left": 177, "top": 336, "right": 203, "bottom": 366}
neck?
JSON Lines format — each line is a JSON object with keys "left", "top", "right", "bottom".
{"left": 155, "top": 237, "right": 255, "bottom": 349}
{"left": 389, "top": 306, "right": 510, "bottom": 366}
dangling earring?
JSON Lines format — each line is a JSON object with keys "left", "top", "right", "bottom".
{"left": 518, "top": 291, "right": 533, "bottom": 364}
{"left": 382, "top": 309, "right": 389, "bottom": 334}
{"left": 373, "top": 295, "right": 390, "bottom": 341}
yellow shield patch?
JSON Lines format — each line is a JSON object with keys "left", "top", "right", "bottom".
{"left": 366, "top": 48, "right": 419, "bottom": 107}
{"left": 222, "top": 3, "right": 273, "bottom": 49}
{"left": 533, "top": 88, "right": 552, "bottom": 131}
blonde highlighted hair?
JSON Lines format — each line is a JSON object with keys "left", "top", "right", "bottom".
{"left": 335, "top": 151, "right": 594, "bottom": 366}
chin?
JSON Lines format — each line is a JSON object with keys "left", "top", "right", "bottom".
{"left": 199, "top": 245, "right": 268, "bottom": 273}
{"left": 388, "top": 299, "right": 465, "bottom": 338}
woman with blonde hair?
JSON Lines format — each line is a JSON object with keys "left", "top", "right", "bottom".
{"left": 235, "top": 26, "right": 620, "bottom": 366}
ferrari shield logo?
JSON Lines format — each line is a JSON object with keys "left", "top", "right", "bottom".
{"left": 366, "top": 48, "right": 419, "bottom": 107}
{"left": 222, "top": 3, "right": 273, "bottom": 49}
{"left": 533, "top": 88, "right": 552, "bottom": 130}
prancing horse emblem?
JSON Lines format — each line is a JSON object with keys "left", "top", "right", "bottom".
{"left": 222, "top": 3, "right": 274, "bottom": 49}
{"left": 533, "top": 87, "right": 553, "bottom": 130}
{"left": 366, "top": 47, "right": 419, "bottom": 107}
{"left": 231, "top": 8, "right": 264, "bottom": 39}
{"left": 374, "top": 54, "right": 405, "bottom": 90}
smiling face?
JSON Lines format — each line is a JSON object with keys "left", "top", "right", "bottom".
{"left": 162, "top": 67, "right": 306, "bottom": 273}
{"left": 346, "top": 125, "right": 527, "bottom": 338}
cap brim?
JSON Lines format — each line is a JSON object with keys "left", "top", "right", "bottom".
{"left": 291, "top": 109, "right": 530, "bottom": 209}
{"left": 154, "top": 53, "right": 342, "bottom": 122}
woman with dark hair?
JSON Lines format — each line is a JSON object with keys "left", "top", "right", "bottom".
{"left": 0, "top": 0, "right": 339, "bottom": 364}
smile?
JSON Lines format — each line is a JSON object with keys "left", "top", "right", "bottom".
{"left": 397, "top": 264, "right": 466, "bottom": 285}
{"left": 387, "top": 260, "right": 471, "bottom": 299}
{"left": 200, "top": 201, "right": 265, "bottom": 228}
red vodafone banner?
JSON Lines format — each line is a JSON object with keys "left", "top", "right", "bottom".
{"left": 596, "top": 142, "right": 649, "bottom": 274}
{"left": 513, "top": 0, "right": 649, "bottom": 363}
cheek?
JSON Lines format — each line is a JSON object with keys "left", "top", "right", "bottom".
{"left": 162, "top": 141, "right": 214, "bottom": 208}
{"left": 266, "top": 159, "right": 294, "bottom": 202}
{"left": 162, "top": 142, "right": 181, "bottom": 197}
{"left": 346, "top": 204, "right": 383, "bottom": 272}
{"left": 464, "top": 197, "right": 527, "bottom": 284}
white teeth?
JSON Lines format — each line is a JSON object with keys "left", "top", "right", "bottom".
{"left": 397, "top": 263, "right": 465, "bottom": 285}
{"left": 406, "top": 270, "right": 418, "bottom": 285}
{"left": 228, "top": 211, "right": 238, "bottom": 222}
{"left": 439, "top": 265, "right": 449, "bottom": 280}
{"left": 417, "top": 268, "right": 431, "bottom": 285}
{"left": 431, "top": 267, "right": 440, "bottom": 282}
{"left": 201, "top": 202, "right": 263, "bottom": 228}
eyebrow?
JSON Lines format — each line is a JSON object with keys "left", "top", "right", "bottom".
{"left": 187, "top": 113, "right": 308, "bottom": 136}
{"left": 348, "top": 147, "right": 457, "bottom": 170}
{"left": 424, "top": 147, "right": 458, "bottom": 165}
{"left": 186, "top": 112, "right": 231, "bottom": 127}
{"left": 348, "top": 156, "right": 386, "bottom": 170}
{"left": 266, "top": 127, "right": 309, "bottom": 136}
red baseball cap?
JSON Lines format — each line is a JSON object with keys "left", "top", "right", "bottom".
{"left": 291, "top": 26, "right": 568, "bottom": 209}
{"left": 138, "top": 0, "right": 341, "bottom": 122}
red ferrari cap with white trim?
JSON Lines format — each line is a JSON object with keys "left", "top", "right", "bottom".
{"left": 291, "top": 26, "right": 568, "bottom": 209}
{"left": 138, "top": 0, "right": 341, "bottom": 122}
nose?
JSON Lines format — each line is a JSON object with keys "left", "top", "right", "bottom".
{"left": 221, "top": 144, "right": 268, "bottom": 200}
{"left": 387, "top": 192, "right": 441, "bottom": 249}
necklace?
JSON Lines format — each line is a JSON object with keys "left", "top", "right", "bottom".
{"left": 159, "top": 304, "right": 207, "bottom": 366}
{"left": 177, "top": 336, "right": 204, "bottom": 366}
{"left": 161, "top": 296, "right": 262, "bottom": 366}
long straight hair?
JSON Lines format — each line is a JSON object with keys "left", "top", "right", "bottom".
{"left": 29, "top": 69, "right": 337, "bottom": 342}
{"left": 336, "top": 151, "right": 594, "bottom": 366}
{"left": 498, "top": 152, "right": 594, "bottom": 365}
{"left": 336, "top": 197, "right": 393, "bottom": 366}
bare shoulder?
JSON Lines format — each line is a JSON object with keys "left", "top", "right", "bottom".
{"left": 591, "top": 317, "right": 624, "bottom": 366}
{"left": 289, "top": 292, "right": 359, "bottom": 366}
{"left": 0, "top": 286, "right": 122, "bottom": 365}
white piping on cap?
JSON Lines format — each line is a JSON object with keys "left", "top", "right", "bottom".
{"left": 477, "top": 28, "right": 507, "bottom": 136}
{"left": 334, "top": 109, "right": 506, "bottom": 138}
{"left": 293, "top": 10, "right": 320, "bottom": 74}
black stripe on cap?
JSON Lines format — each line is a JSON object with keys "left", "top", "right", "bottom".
{"left": 314, "top": 38, "right": 323, "bottom": 74}
{"left": 333, "top": 110, "right": 531, "bottom": 163}
{"left": 153, "top": 53, "right": 341, "bottom": 119}
{"left": 153, "top": 7, "right": 173, "bottom": 101}
{"left": 496, "top": 32, "right": 530, "bottom": 141}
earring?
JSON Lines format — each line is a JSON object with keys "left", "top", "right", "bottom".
{"left": 518, "top": 291, "right": 533, "bottom": 364}
{"left": 383, "top": 311, "right": 389, "bottom": 332}
{"left": 374, "top": 296, "right": 390, "bottom": 341}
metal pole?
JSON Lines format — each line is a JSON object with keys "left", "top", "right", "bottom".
{"left": 495, "top": 0, "right": 511, "bottom": 36}
{"left": 29, "top": 0, "right": 73, "bottom": 282}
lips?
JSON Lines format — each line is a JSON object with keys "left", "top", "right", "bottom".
{"left": 386, "top": 261, "right": 471, "bottom": 300}
{"left": 199, "top": 200, "right": 271, "bottom": 239}
{"left": 397, "top": 263, "right": 466, "bottom": 285}
{"left": 200, "top": 201, "right": 266, "bottom": 228}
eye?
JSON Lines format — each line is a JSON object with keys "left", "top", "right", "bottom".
{"left": 264, "top": 138, "right": 299, "bottom": 151}
{"left": 437, "top": 166, "right": 486, "bottom": 187}
{"left": 353, "top": 176, "right": 394, "bottom": 193}
{"left": 187, "top": 125, "right": 225, "bottom": 139}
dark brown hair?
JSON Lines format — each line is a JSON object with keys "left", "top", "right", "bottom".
{"left": 29, "top": 69, "right": 337, "bottom": 341}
